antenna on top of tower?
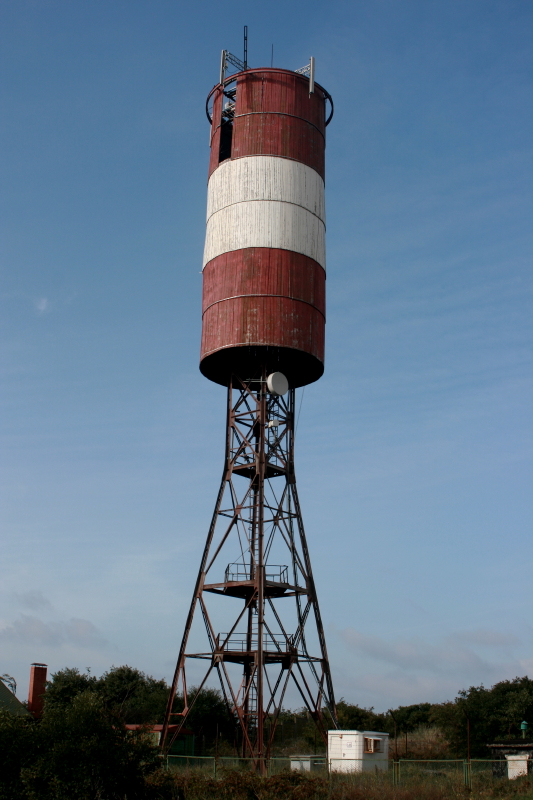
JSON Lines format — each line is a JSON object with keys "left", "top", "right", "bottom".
{"left": 295, "top": 56, "right": 315, "bottom": 94}
{"left": 219, "top": 26, "right": 249, "bottom": 85}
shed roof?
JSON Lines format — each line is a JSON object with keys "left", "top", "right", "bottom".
{"left": 0, "top": 680, "right": 30, "bottom": 717}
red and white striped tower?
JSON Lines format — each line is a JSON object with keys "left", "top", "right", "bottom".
{"left": 201, "top": 59, "right": 332, "bottom": 388}
{"left": 162, "top": 50, "right": 336, "bottom": 769}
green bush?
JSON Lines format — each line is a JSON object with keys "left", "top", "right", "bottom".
{"left": 0, "top": 691, "right": 161, "bottom": 800}
{"left": 0, "top": 710, "right": 36, "bottom": 800}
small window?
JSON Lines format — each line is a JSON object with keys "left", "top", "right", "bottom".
{"left": 364, "top": 738, "right": 382, "bottom": 753}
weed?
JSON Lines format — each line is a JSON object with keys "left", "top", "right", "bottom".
{"left": 145, "top": 768, "right": 533, "bottom": 800}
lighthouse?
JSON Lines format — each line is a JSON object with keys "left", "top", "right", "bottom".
{"left": 162, "top": 45, "right": 336, "bottom": 769}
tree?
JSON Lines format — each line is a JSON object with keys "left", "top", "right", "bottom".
{"left": 45, "top": 664, "right": 169, "bottom": 724}
{"left": 393, "top": 703, "right": 432, "bottom": 733}
{"left": 174, "top": 686, "right": 237, "bottom": 751}
{"left": 430, "top": 677, "right": 533, "bottom": 757}
{"left": 44, "top": 666, "right": 239, "bottom": 751}
{"left": 0, "top": 674, "right": 17, "bottom": 694}
{"left": 97, "top": 665, "right": 168, "bottom": 724}
{"left": 44, "top": 668, "right": 97, "bottom": 711}
{"left": 489, "top": 678, "right": 533, "bottom": 739}
{"left": 22, "top": 690, "right": 161, "bottom": 800}
{"left": 0, "top": 711, "right": 36, "bottom": 800}
{"left": 336, "top": 700, "right": 389, "bottom": 733}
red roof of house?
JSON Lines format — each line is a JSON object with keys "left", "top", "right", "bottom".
{"left": 124, "top": 724, "right": 193, "bottom": 735}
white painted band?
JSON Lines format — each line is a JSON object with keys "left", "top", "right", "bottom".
{"left": 203, "top": 200, "right": 325, "bottom": 269}
{"left": 203, "top": 156, "right": 326, "bottom": 269}
{"left": 206, "top": 156, "right": 325, "bottom": 223}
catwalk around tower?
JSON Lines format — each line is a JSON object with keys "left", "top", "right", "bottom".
{"left": 162, "top": 48, "right": 337, "bottom": 767}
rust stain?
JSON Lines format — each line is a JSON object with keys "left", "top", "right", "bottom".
{"left": 201, "top": 248, "right": 325, "bottom": 362}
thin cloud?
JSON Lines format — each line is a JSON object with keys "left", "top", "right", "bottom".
{"left": 450, "top": 629, "right": 520, "bottom": 648}
{"left": 340, "top": 627, "right": 487, "bottom": 674}
{"left": 34, "top": 298, "right": 49, "bottom": 313}
{"left": 335, "top": 626, "right": 532, "bottom": 708}
{"left": 353, "top": 671, "right": 466, "bottom": 706}
{"left": 0, "top": 615, "right": 107, "bottom": 649}
{"left": 14, "top": 591, "right": 53, "bottom": 612}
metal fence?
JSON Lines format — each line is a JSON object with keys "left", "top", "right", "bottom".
{"left": 166, "top": 755, "right": 527, "bottom": 788}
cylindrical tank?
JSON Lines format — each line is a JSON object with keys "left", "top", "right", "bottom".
{"left": 200, "top": 67, "right": 332, "bottom": 388}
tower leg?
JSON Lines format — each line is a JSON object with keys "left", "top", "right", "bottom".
{"left": 161, "top": 370, "right": 337, "bottom": 766}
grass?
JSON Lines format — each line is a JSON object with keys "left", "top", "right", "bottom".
{"left": 148, "top": 768, "right": 533, "bottom": 800}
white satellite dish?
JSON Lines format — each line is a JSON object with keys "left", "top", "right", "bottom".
{"left": 267, "top": 372, "right": 289, "bottom": 396}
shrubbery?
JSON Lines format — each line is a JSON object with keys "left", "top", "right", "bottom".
{"left": 0, "top": 665, "right": 241, "bottom": 799}
{"left": 2, "top": 665, "right": 533, "bottom": 798}
{"left": 0, "top": 694, "right": 160, "bottom": 800}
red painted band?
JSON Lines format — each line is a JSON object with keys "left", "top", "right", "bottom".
{"left": 202, "top": 249, "right": 325, "bottom": 317}
{"left": 201, "top": 296, "right": 324, "bottom": 360}
{"left": 208, "top": 69, "right": 327, "bottom": 179}
{"left": 202, "top": 293, "right": 326, "bottom": 320}
{"left": 236, "top": 71, "right": 326, "bottom": 132}
{"left": 212, "top": 112, "right": 325, "bottom": 142}
{"left": 234, "top": 112, "right": 325, "bottom": 139}
{"left": 201, "top": 248, "right": 325, "bottom": 366}
{"left": 210, "top": 115, "right": 325, "bottom": 179}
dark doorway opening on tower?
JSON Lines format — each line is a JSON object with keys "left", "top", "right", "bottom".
{"left": 219, "top": 85, "right": 236, "bottom": 163}
{"left": 219, "top": 120, "right": 233, "bottom": 163}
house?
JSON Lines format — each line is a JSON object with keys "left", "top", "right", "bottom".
{"left": 328, "top": 729, "right": 389, "bottom": 772}
{"left": 0, "top": 662, "right": 47, "bottom": 718}
{"left": 125, "top": 724, "right": 195, "bottom": 755}
{"left": 0, "top": 678, "right": 29, "bottom": 717}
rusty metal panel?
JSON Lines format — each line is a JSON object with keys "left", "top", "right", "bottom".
{"left": 202, "top": 249, "right": 325, "bottom": 316}
{"left": 236, "top": 69, "right": 326, "bottom": 133}
{"left": 201, "top": 248, "right": 325, "bottom": 363}
{"left": 208, "top": 69, "right": 326, "bottom": 179}
{"left": 230, "top": 69, "right": 326, "bottom": 178}
{"left": 201, "top": 295, "right": 324, "bottom": 360}
{"left": 232, "top": 114, "right": 325, "bottom": 179}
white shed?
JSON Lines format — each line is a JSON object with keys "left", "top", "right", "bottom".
{"left": 328, "top": 730, "right": 389, "bottom": 773}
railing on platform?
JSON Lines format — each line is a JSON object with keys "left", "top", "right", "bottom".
{"left": 216, "top": 631, "right": 292, "bottom": 651}
{"left": 224, "top": 565, "right": 289, "bottom": 584}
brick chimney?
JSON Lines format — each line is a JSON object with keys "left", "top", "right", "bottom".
{"left": 28, "top": 663, "right": 47, "bottom": 717}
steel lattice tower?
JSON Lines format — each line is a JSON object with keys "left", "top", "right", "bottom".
{"left": 162, "top": 46, "right": 336, "bottom": 768}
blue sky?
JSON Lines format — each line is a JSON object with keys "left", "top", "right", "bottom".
{"left": 1, "top": 0, "right": 532, "bottom": 711}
